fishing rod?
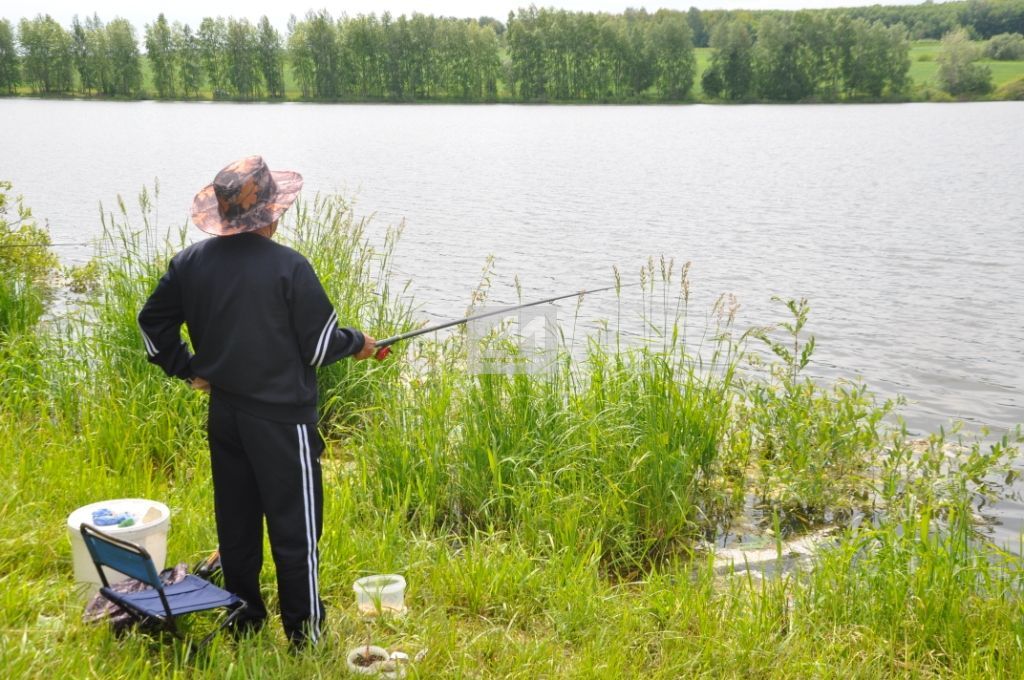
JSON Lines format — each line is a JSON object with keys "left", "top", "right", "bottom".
{"left": 374, "top": 283, "right": 629, "bottom": 360}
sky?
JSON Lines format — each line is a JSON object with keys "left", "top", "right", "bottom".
{"left": 2, "top": 1, "right": 929, "bottom": 32}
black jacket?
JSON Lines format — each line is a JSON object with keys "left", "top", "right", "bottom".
{"left": 138, "top": 232, "right": 365, "bottom": 423}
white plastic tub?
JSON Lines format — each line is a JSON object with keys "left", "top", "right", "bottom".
{"left": 67, "top": 499, "right": 170, "bottom": 597}
{"left": 353, "top": 574, "right": 406, "bottom": 616}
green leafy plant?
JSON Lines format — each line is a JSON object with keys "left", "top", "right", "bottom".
{"left": 0, "top": 181, "right": 58, "bottom": 336}
{"left": 746, "top": 297, "right": 893, "bottom": 525}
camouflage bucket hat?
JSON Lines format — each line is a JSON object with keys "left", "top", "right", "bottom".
{"left": 191, "top": 155, "right": 303, "bottom": 236}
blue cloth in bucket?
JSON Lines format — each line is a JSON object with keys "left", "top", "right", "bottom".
{"left": 92, "top": 508, "right": 134, "bottom": 527}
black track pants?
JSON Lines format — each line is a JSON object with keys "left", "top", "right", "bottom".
{"left": 208, "top": 395, "right": 326, "bottom": 646}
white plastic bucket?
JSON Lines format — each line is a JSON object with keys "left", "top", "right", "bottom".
{"left": 67, "top": 498, "right": 170, "bottom": 597}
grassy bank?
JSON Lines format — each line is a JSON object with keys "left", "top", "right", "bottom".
{"left": 1, "top": 184, "right": 1023, "bottom": 678}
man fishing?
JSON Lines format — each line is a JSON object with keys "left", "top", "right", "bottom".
{"left": 138, "top": 156, "right": 376, "bottom": 648}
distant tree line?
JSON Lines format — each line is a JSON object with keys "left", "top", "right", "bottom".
{"left": 700, "top": 13, "right": 911, "bottom": 101}
{"left": 845, "top": 0, "right": 1024, "bottom": 40}
{"left": 4, "top": 14, "right": 141, "bottom": 96}
{"left": 0, "top": 2, "right": 1020, "bottom": 102}
{"left": 506, "top": 8, "right": 696, "bottom": 100}
{"left": 146, "top": 14, "right": 285, "bottom": 99}
{"left": 286, "top": 11, "right": 501, "bottom": 100}
{"left": 0, "top": 13, "right": 285, "bottom": 99}
{"left": 688, "top": 0, "right": 1024, "bottom": 45}
{"left": 0, "top": 19, "right": 18, "bottom": 94}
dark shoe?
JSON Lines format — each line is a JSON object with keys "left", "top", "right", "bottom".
{"left": 228, "top": 614, "right": 267, "bottom": 640}
{"left": 286, "top": 624, "right": 325, "bottom": 653}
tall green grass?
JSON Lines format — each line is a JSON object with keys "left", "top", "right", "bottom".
{"left": 1, "top": 182, "right": 1022, "bottom": 677}
{"left": 357, "top": 257, "right": 751, "bottom": 570}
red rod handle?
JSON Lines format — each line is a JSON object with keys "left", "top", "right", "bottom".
{"left": 374, "top": 346, "right": 392, "bottom": 361}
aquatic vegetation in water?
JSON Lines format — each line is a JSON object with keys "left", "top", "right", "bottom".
{"left": 745, "top": 297, "right": 895, "bottom": 525}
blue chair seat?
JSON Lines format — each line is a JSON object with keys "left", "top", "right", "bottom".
{"left": 108, "top": 575, "right": 241, "bottom": 618}
{"left": 80, "top": 522, "right": 247, "bottom": 654}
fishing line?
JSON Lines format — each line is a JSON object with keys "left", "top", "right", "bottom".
{"left": 374, "top": 281, "right": 641, "bottom": 359}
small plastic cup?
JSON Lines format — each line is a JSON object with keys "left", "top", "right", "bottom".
{"left": 353, "top": 574, "right": 406, "bottom": 616}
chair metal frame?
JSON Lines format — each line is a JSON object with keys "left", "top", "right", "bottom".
{"left": 80, "top": 522, "right": 247, "bottom": 652}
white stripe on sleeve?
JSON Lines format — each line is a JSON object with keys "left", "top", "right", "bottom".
{"left": 138, "top": 323, "right": 158, "bottom": 357}
{"left": 310, "top": 311, "right": 337, "bottom": 367}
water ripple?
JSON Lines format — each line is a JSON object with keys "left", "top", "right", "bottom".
{"left": 0, "top": 99, "right": 1021, "bottom": 436}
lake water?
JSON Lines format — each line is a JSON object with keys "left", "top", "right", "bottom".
{"left": 2, "top": 98, "right": 1022, "bottom": 532}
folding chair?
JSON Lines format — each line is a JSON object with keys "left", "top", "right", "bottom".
{"left": 80, "top": 523, "right": 247, "bottom": 653}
